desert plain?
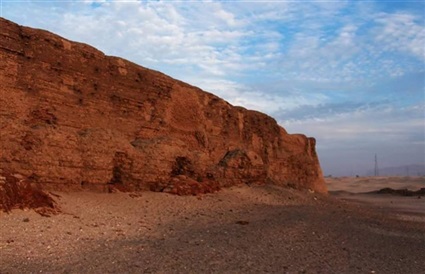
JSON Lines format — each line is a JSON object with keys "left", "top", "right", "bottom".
{"left": 1, "top": 176, "right": 424, "bottom": 274}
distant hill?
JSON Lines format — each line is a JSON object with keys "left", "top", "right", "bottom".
{"left": 367, "top": 164, "right": 425, "bottom": 176}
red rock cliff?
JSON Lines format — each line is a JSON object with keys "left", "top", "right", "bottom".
{"left": 0, "top": 18, "right": 327, "bottom": 194}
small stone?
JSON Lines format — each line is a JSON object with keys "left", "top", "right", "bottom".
{"left": 13, "top": 173, "right": 24, "bottom": 179}
{"left": 23, "top": 218, "right": 30, "bottom": 222}
{"left": 235, "top": 220, "right": 249, "bottom": 225}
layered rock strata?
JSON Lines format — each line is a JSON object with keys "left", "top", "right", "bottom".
{"left": 0, "top": 18, "right": 327, "bottom": 194}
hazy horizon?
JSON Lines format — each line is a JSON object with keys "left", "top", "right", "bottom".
{"left": 2, "top": 0, "right": 424, "bottom": 176}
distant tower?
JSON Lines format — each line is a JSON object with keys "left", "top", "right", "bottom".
{"left": 374, "top": 154, "right": 379, "bottom": 176}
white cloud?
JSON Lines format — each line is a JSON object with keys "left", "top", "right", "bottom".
{"left": 215, "top": 7, "right": 238, "bottom": 27}
{"left": 374, "top": 12, "right": 425, "bottom": 60}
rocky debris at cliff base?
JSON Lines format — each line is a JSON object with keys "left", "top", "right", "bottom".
{"left": 0, "top": 171, "right": 60, "bottom": 216}
{"left": 160, "top": 175, "right": 221, "bottom": 196}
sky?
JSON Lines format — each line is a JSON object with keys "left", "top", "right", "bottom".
{"left": 2, "top": 0, "right": 424, "bottom": 176}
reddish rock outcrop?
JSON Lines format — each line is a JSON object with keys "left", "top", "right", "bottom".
{"left": 0, "top": 18, "right": 327, "bottom": 195}
{"left": 0, "top": 171, "right": 59, "bottom": 215}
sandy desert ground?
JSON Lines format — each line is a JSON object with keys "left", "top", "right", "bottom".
{"left": 327, "top": 176, "right": 425, "bottom": 223}
{"left": 1, "top": 177, "right": 424, "bottom": 273}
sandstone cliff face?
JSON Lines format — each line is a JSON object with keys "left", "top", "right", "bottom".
{"left": 0, "top": 18, "right": 327, "bottom": 194}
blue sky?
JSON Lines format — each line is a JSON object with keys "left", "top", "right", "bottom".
{"left": 2, "top": 0, "right": 424, "bottom": 176}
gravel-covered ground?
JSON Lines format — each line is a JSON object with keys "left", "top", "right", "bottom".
{"left": 1, "top": 183, "right": 424, "bottom": 274}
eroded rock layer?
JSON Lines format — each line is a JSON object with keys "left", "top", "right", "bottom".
{"left": 0, "top": 18, "right": 327, "bottom": 194}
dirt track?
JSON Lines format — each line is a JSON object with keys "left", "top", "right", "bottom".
{"left": 1, "top": 182, "right": 425, "bottom": 274}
